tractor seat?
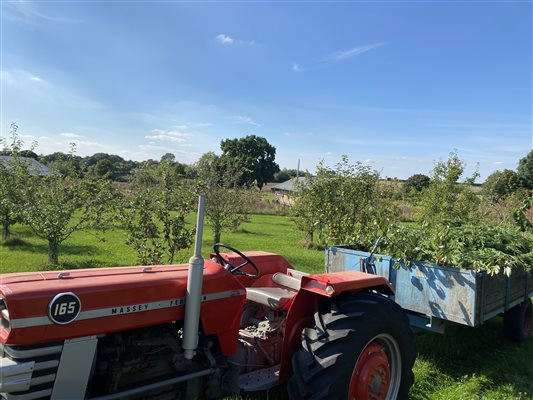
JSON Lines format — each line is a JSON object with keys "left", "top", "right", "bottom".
{"left": 246, "top": 287, "right": 296, "bottom": 310}
{"left": 245, "top": 272, "right": 302, "bottom": 310}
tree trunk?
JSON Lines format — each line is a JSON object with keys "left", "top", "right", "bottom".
{"left": 305, "top": 230, "right": 314, "bottom": 249}
{"left": 2, "top": 220, "right": 9, "bottom": 241}
{"left": 48, "top": 239, "right": 60, "bottom": 265}
{"left": 213, "top": 230, "right": 221, "bottom": 245}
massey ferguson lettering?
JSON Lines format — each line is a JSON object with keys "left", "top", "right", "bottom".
{"left": 111, "top": 304, "right": 149, "bottom": 315}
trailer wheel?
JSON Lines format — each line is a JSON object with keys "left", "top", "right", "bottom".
{"left": 503, "top": 299, "right": 532, "bottom": 342}
{"left": 288, "top": 291, "right": 415, "bottom": 400}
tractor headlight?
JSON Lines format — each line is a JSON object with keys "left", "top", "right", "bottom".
{"left": 0, "top": 296, "right": 10, "bottom": 330}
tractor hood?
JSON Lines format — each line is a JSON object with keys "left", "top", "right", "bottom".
{"left": 0, "top": 261, "right": 246, "bottom": 346}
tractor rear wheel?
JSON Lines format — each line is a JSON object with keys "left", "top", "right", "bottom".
{"left": 288, "top": 291, "right": 415, "bottom": 400}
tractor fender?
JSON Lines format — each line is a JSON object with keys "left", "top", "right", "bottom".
{"left": 278, "top": 271, "right": 394, "bottom": 382}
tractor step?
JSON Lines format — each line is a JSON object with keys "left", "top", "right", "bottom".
{"left": 238, "top": 365, "right": 280, "bottom": 392}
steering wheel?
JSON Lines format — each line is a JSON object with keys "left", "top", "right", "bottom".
{"left": 213, "top": 243, "right": 260, "bottom": 278}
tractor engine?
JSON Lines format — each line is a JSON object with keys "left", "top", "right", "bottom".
{"left": 88, "top": 324, "right": 189, "bottom": 398}
{"left": 230, "top": 302, "right": 286, "bottom": 374}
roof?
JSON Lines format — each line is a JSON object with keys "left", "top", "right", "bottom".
{"left": 271, "top": 176, "right": 311, "bottom": 193}
{"left": 0, "top": 156, "right": 50, "bottom": 176}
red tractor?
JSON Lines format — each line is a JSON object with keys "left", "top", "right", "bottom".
{"left": 0, "top": 197, "right": 415, "bottom": 400}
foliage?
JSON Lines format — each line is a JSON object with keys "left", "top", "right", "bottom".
{"left": 196, "top": 152, "right": 256, "bottom": 244}
{"left": 273, "top": 168, "right": 299, "bottom": 183}
{"left": 403, "top": 174, "right": 430, "bottom": 195}
{"left": 414, "top": 152, "right": 480, "bottom": 225}
{"left": 220, "top": 135, "right": 280, "bottom": 189}
{"left": 517, "top": 149, "right": 533, "bottom": 189}
{"left": 482, "top": 169, "right": 520, "bottom": 202}
{"left": 292, "top": 156, "right": 399, "bottom": 249}
{"left": 0, "top": 123, "right": 31, "bottom": 240}
{"left": 512, "top": 192, "right": 533, "bottom": 233}
{"left": 2, "top": 128, "right": 117, "bottom": 264}
{"left": 19, "top": 151, "right": 117, "bottom": 264}
{"left": 122, "top": 160, "right": 194, "bottom": 265}
{"left": 384, "top": 222, "right": 533, "bottom": 276}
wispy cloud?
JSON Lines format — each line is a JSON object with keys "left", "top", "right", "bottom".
{"left": 60, "top": 132, "right": 84, "bottom": 139}
{"left": 216, "top": 34, "right": 234, "bottom": 45}
{"left": 231, "top": 115, "right": 260, "bottom": 127}
{"left": 2, "top": 68, "right": 103, "bottom": 109}
{"left": 4, "top": 1, "right": 78, "bottom": 24}
{"left": 292, "top": 63, "right": 302, "bottom": 72}
{"left": 493, "top": 161, "right": 505, "bottom": 165}
{"left": 324, "top": 42, "right": 387, "bottom": 62}
{"left": 145, "top": 128, "right": 191, "bottom": 144}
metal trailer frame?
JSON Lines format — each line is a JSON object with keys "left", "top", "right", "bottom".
{"left": 325, "top": 246, "right": 533, "bottom": 334}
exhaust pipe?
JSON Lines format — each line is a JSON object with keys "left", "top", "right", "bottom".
{"left": 182, "top": 195, "right": 206, "bottom": 360}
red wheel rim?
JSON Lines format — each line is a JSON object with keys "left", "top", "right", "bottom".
{"left": 523, "top": 304, "right": 532, "bottom": 337}
{"left": 349, "top": 341, "right": 391, "bottom": 400}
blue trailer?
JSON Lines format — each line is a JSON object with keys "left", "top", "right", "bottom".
{"left": 325, "top": 246, "right": 533, "bottom": 340}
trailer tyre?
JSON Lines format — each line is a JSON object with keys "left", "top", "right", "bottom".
{"left": 503, "top": 299, "right": 532, "bottom": 342}
{"left": 288, "top": 291, "right": 415, "bottom": 400}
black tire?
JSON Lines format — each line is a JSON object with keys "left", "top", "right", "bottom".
{"left": 288, "top": 291, "right": 416, "bottom": 400}
{"left": 503, "top": 299, "right": 532, "bottom": 342}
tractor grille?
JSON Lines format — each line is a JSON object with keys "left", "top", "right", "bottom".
{"left": 0, "top": 342, "right": 63, "bottom": 400}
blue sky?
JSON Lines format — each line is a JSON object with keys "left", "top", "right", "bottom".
{"left": 1, "top": 1, "right": 531, "bottom": 181}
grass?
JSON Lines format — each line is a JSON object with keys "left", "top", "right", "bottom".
{"left": 1, "top": 214, "right": 532, "bottom": 399}
{"left": 0, "top": 213, "right": 325, "bottom": 274}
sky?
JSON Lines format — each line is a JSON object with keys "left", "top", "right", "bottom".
{"left": 1, "top": 0, "right": 531, "bottom": 181}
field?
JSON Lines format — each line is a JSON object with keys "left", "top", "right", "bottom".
{"left": 1, "top": 214, "right": 532, "bottom": 399}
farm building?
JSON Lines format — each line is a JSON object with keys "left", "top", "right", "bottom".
{"left": 271, "top": 176, "right": 310, "bottom": 206}
{"left": 0, "top": 156, "right": 50, "bottom": 176}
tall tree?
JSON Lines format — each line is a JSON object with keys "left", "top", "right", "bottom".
{"left": 403, "top": 174, "right": 430, "bottom": 195}
{"left": 482, "top": 169, "right": 520, "bottom": 202}
{"left": 517, "top": 150, "right": 533, "bottom": 189}
{"left": 220, "top": 135, "right": 279, "bottom": 189}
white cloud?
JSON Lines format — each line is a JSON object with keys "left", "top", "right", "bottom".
{"left": 292, "top": 64, "right": 302, "bottom": 72}
{"left": 145, "top": 128, "right": 191, "bottom": 144}
{"left": 363, "top": 159, "right": 373, "bottom": 164}
{"left": 325, "top": 42, "right": 387, "bottom": 62}
{"left": 216, "top": 34, "right": 234, "bottom": 44}
{"left": 231, "top": 115, "right": 260, "bottom": 127}
{"left": 493, "top": 161, "right": 505, "bottom": 165}
{"left": 60, "top": 132, "right": 85, "bottom": 139}
{"left": 216, "top": 34, "right": 255, "bottom": 46}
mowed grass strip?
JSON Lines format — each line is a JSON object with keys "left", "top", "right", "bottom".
{"left": 1, "top": 214, "right": 532, "bottom": 399}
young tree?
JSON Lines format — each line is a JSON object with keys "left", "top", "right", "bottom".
{"left": 220, "top": 135, "right": 280, "bottom": 189}
{"left": 122, "top": 160, "right": 194, "bottom": 265}
{"left": 196, "top": 152, "right": 255, "bottom": 244}
{"left": 18, "top": 146, "right": 117, "bottom": 264}
{"left": 292, "top": 156, "right": 398, "bottom": 249}
{"left": 414, "top": 152, "right": 480, "bottom": 225}
{"left": 0, "top": 123, "right": 30, "bottom": 240}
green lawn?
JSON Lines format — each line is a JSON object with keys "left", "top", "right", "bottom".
{"left": 1, "top": 213, "right": 325, "bottom": 274}
{"left": 1, "top": 214, "right": 532, "bottom": 399}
